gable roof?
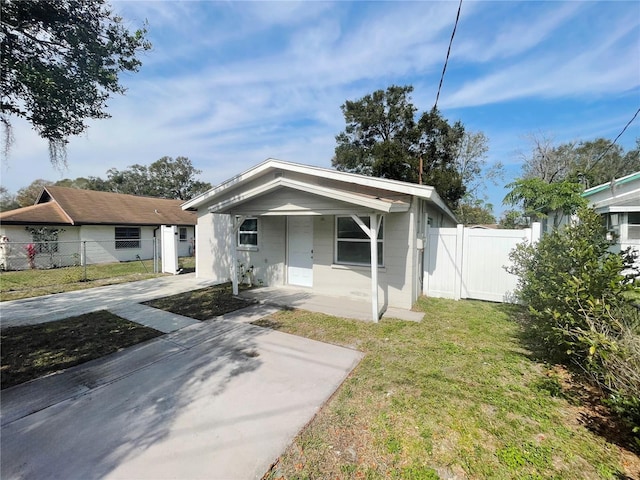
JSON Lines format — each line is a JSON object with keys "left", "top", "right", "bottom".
{"left": 182, "top": 158, "right": 457, "bottom": 221}
{"left": 0, "top": 186, "right": 196, "bottom": 226}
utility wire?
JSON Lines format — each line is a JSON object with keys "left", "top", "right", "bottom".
{"left": 585, "top": 106, "right": 640, "bottom": 175}
{"left": 434, "top": 0, "right": 463, "bottom": 111}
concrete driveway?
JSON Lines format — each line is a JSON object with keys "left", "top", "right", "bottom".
{"left": 1, "top": 313, "right": 363, "bottom": 479}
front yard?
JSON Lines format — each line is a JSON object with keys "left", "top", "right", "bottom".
{"left": 257, "top": 298, "right": 638, "bottom": 479}
{"left": 1, "top": 280, "right": 636, "bottom": 478}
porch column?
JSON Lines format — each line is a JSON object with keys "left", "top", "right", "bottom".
{"left": 351, "top": 213, "right": 382, "bottom": 322}
{"left": 230, "top": 215, "right": 246, "bottom": 295}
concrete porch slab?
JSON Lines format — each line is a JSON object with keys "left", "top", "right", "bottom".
{"left": 239, "top": 286, "right": 425, "bottom": 322}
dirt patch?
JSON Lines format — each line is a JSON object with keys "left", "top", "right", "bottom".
{"left": 1, "top": 311, "right": 162, "bottom": 389}
{"left": 143, "top": 283, "right": 255, "bottom": 320}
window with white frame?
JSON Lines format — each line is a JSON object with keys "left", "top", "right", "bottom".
{"left": 115, "top": 227, "right": 141, "bottom": 249}
{"left": 179, "top": 227, "right": 188, "bottom": 242}
{"left": 335, "top": 215, "right": 383, "bottom": 266}
{"left": 237, "top": 217, "right": 258, "bottom": 248}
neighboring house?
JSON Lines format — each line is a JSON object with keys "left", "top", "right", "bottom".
{"left": 582, "top": 172, "right": 640, "bottom": 257}
{"left": 182, "top": 158, "right": 458, "bottom": 321}
{"left": 0, "top": 186, "right": 196, "bottom": 268}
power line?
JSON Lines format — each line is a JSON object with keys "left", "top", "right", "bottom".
{"left": 585, "top": 106, "right": 640, "bottom": 174}
{"left": 434, "top": 0, "right": 463, "bottom": 111}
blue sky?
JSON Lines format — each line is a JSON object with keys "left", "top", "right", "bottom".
{"left": 2, "top": 0, "right": 639, "bottom": 217}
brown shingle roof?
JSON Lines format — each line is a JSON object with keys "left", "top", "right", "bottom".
{"left": 0, "top": 187, "right": 196, "bottom": 226}
{"left": 0, "top": 201, "right": 72, "bottom": 225}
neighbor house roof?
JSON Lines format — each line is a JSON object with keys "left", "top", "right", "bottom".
{"left": 581, "top": 171, "right": 640, "bottom": 214}
{"left": 0, "top": 186, "right": 197, "bottom": 226}
{"left": 182, "top": 158, "right": 457, "bottom": 221}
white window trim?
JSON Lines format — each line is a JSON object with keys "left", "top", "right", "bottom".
{"left": 237, "top": 216, "right": 259, "bottom": 251}
{"left": 334, "top": 215, "right": 384, "bottom": 267}
{"left": 179, "top": 227, "right": 188, "bottom": 242}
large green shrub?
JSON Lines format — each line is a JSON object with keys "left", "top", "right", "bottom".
{"left": 508, "top": 207, "right": 640, "bottom": 446}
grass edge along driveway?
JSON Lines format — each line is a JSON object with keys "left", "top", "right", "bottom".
{"left": 257, "top": 297, "right": 638, "bottom": 480}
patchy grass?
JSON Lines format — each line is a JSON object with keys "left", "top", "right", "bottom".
{"left": 1, "top": 311, "right": 162, "bottom": 389}
{"left": 0, "top": 257, "right": 196, "bottom": 301}
{"left": 143, "top": 283, "right": 254, "bottom": 320}
{"left": 256, "top": 298, "right": 639, "bottom": 480}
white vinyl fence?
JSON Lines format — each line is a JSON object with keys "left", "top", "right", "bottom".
{"left": 424, "top": 223, "right": 541, "bottom": 303}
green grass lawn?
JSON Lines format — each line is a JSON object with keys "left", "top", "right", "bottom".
{"left": 0, "top": 311, "right": 162, "bottom": 389}
{"left": 256, "top": 297, "right": 638, "bottom": 479}
{"left": 0, "top": 256, "right": 195, "bottom": 301}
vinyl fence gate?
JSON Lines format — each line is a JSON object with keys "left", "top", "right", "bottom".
{"left": 424, "top": 223, "right": 541, "bottom": 303}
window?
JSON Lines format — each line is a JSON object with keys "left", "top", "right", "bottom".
{"left": 179, "top": 227, "right": 188, "bottom": 242}
{"left": 237, "top": 217, "right": 258, "bottom": 248}
{"left": 31, "top": 229, "right": 59, "bottom": 254}
{"left": 115, "top": 227, "right": 141, "bottom": 249}
{"left": 628, "top": 212, "right": 640, "bottom": 241}
{"left": 335, "top": 216, "right": 383, "bottom": 266}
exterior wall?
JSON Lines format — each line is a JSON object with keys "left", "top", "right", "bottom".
{"left": 0, "top": 225, "right": 81, "bottom": 269}
{"left": 195, "top": 211, "right": 285, "bottom": 285}
{"left": 312, "top": 211, "right": 415, "bottom": 309}
{"left": 177, "top": 226, "right": 196, "bottom": 257}
{"left": 79, "top": 225, "right": 158, "bottom": 263}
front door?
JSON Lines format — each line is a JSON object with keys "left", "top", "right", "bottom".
{"left": 287, "top": 216, "right": 313, "bottom": 287}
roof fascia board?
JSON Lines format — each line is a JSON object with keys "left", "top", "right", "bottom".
{"left": 583, "top": 172, "right": 640, "bottom": 197}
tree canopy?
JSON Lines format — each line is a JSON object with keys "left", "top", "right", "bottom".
{"left": 107, "top": 156, "right": 212, "bottom": 200}
{"left": 332, "top": 85, "right": 470, "bottom": 209}
{"left": 0, "top": 0, "right": 151, "bottom": 165}
{"left": 6, "top": 156, "right": 212, "bottom": 207}
{"left": 519, "top": 134, "right": 640, "bottom": 187}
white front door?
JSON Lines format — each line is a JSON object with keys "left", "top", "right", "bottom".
{"left": 287, "top": 216, "right": 313, "bottom": 287}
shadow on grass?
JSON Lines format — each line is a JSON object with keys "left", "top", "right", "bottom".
{"left": 496, "top": 303, "right": 640, "bottom": 458}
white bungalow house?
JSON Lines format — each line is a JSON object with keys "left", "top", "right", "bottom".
{"left": 582, "top": 172, "right": 640, "bottom": 257}
{"left": 0, "top": 186, "right": 196, "bottom": 269}
{"left": 182, "top": 159, "right": 458, "bottom": 321}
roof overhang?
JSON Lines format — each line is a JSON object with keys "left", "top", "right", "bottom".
{"left": 207, "top": 176, "right": 410, "bottom": 214}
{"left": 184, "top": 158, "right": 456, "bottom": 221}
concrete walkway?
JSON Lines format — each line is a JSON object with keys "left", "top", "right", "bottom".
{"left": 240, "top": 286, "right": 425, "bottom": 322}
{"left": 0, "top": 273, "right": 218, "bottom": 328}
{"left": 1, "top": 305, "right": 363, "bottom": 479}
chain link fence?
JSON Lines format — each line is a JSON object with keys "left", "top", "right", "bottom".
{"left": 0, "top": 239, "right": 173, "bottom": 299}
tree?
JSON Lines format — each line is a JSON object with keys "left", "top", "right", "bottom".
{"left": 16, "top": 179, "right": 53, "bottom": 207}
{"left": 1, "top": 0, "right": 151, "bottom": 165}
{"left": 567, "top": 138, "right": 640, "bottom": 188}
{"left": 503, "top": 178, "right": 586, "bottom": 224}
{"left": 332, "top": 85, "right": 469, "bottom": 209}
{"left": 0, "top": 186, "right": 19, "bottom": 211}
{"left": 147, "top": 156, "right": 213, "bottom": 200}
{"left": 519, "top": 134, "right": 640, "bottom": 187}
{"left": 455, "top": 201, "right": 496, "bottom": 225}
{"left": 498, "top": 209, "right": 528, "bottom": 229}
{"left": 333, "top": 85, "right": 417, "bottom": 180}
{"left": 106, "top": 156, "right": 212, "bottom": 199}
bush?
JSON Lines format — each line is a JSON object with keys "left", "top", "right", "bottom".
{"left": 508, "top": 207, "right": 640, "bottom": 445}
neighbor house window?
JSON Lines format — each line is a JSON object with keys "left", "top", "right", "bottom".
{"left": 179, "top": 227, "right": 188, "bottom": 242}
{"left": 237, "top": 217, "right": 258, "bottom": 248}
{"left": 115, "top": 227, "right": 141, "bottom": 249}
{"left": 30, "top": 229, "right": 59, "bottom": 254}
{"left": 335, "top": 216, "right": 383, "bottom": 266}
{"left": 628, "top": 212, "right": 640, "bottom": 241}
